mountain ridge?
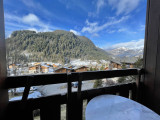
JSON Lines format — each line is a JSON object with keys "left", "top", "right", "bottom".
{"left": 105, "top": 47, "right": 143, "bottom": 63}
{"left": 6, "top": 30, "right": 110, "bottom": 64}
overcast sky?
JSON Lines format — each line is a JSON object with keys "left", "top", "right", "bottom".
{"left": 4, "top": 0, "right": 147, "bottom": 49}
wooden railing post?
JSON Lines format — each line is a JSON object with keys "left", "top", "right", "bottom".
{"left": 40, "top": 96, "right": 61, "bottom": 120}
{"left": 136, "top": 69, "right": 143, "bottom": 102}
{"left": 67, "top": 72, "right": 83, "bottom": 120}
{"left": 22, "top": 76, "right": 34, "bottom": 101}
{"left": 77, "top": 73, "right": 83, "bottom": 120}
{"left": 66, "top": 73, "right": 72, "bottom": 120}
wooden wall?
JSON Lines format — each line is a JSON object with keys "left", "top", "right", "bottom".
{"left": 143, "top": 0, "right": 160, "bottom": 114}
{"left": 0, "top": 0, "right": 8, "bottom": 118}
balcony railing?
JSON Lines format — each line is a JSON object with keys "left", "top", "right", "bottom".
{"left": 5, "top": 68, "right": 143, "bottom": 120}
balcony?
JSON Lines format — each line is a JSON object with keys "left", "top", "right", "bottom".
{"left": 5, "top": 68, "right": 143, "bottom": 120}
{"left": 2, "top": 0, "right": 160, "bottom": 119}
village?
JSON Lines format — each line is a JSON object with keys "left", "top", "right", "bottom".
{"left": 8, "top": 59, "right": 135, "bottom": 101}
{"left": 7, "top": 59, "right": 134, "bottom": 76}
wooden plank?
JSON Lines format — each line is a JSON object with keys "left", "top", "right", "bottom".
{"left": 76, "top": 73, "right": 83, "bottom": 120}
{"left": 22, "top": 109, "right": 34, "bottom": 120}
{"left": 22, "top": 76, "right": 34, "bottom": 101}
{"left": 40, "top": 102, "right": 60, "bottom": 120}
{"left": 153, "top": 15, "right": 160, "bottom": 114}
{"left": 135, "top": 69, "right": 142, "bottom": 102}
{"left": 130, "top": 85, "right": 137, "bottom": 101}
{"left": 142, "top": 0, "right": 160, "bottom": 114}
{"left": 119, "top": 90, "right": 129, "bottom": 98}
{"left": 6, "top": 102, "right": 33, "bottom": 120}
{"left": 6, "top": 73, "right": 67, "bottom": 89}
{"left": 71, "top": 69, "right": 138, "bottom": 82}
{"left": 67, "top": 73, "right": 72, "bottom": 120}
{"left": 5, "top": 69, "right": 139, "bottom": 89}
{"left": 142, "top": 0, "right": 156, "bottom": 109}
{"left": 0, "top": 0, "right": 8, "bottom": 119}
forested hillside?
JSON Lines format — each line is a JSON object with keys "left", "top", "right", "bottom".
{"left": 6, "top": 30, "right": 110, "bottom": 64}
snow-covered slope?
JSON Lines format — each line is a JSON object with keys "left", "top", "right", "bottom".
{"left": 105, "top": 47, "right": 143, "bottom": 58}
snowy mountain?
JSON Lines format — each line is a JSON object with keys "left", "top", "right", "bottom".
{"left": 105, "top": 47, "right": 143, "bottom": 58}
{"left": 104, "top": 47, "right": 143, "bottom": 63}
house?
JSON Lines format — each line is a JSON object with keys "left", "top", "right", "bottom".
{"left": 64, "top": 64, "right": 74, "bottom": 69}
{"left": 73, "top": 66, "right": 88, "bottom": 72}
{"left": 105, "top": 67, "right": 109, "bottom": 70}
{"left": 34, "top": 63, "right": 41, "bottom": 66}
{"left": 53, "top": 64, "right": 58, "bottom": 68}
{"left": 109, "top": 60, "right": 122, "bottom": 69}
{"left": 48, "top": 67, "right": 54, "bottom": 73}
{"left": 9, "top": 64, "right": 17, "bottom": 69}
{"left": 55, "top": 67, "right": 70, "bottom": 73}
{"left": 28, "top": 66, "right": 37, "bottom": 74}
{"left": 41, "top": 65, "right": 49, "bottom": 73}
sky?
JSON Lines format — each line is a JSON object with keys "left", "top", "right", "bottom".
{"left": 4, "top": 0, "right": 147, "bottom": 49}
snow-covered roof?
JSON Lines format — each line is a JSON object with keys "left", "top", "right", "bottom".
{"left": 41, "top": 65, "right": 50, "bottom": 68}
{"left": 73, "top": 66, "right": 88, "bottom": 70}
{"left": 48, "top": 68, "right": 54, "bottom": 72}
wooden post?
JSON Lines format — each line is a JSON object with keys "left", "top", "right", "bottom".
{"left": 66, "top": 73, "right": 72, "bottom": 120}
{"left": 142, "top": 0, "right": 160, "bottom": 114}
{"left": 136, "top": 69, "right": 142, "bottom": 102}
{"left": 77, "top": 73, "right": 83, "bottom": 120}
{"left": 0, "top": 0, "right": 8, "bottom": 119}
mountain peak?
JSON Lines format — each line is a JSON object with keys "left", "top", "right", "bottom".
{"left": 6, "top": 30, "right": 110, "bottom": 63}
{"left": 105, "top": 47, "right": 143, "bottom": 58}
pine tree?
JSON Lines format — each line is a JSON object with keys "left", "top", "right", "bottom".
{"left": 93, "top": 79, "right": 102, "bottom": 88}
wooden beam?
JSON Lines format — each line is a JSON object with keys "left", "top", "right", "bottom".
{"left": 0, "top": 0, "right": 8, "bottom": 119}
{"left": 142, "top": 0, "right": 160, "bottom": 114}
{"left": 5, "top": 69, "right": 139, "bottom": 89}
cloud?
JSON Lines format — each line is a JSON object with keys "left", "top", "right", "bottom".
{"left": 92, "top": 33, "right": 99, "bottom": 37}
{"left": 117, "top": 28, "right": 127, "bottom": 32}
{"left": 4, "top": 13, "right": 60, "bottom": 36}
{"left": 107, "top": 39, "right": 144, "bottom": 49}
{"left": 96, "top": 0, "right": 106, "bottom": 14}
{"left": 107, "top": 30, "right": 116, "bottom": 34}
{"left": 81, "top": 16, "right": 129, "bottom": 35}
{"left": 70, "top": 29, "right": 81, "bottom": 35}
{"left": 108, "top": 0, "right": 140, "bottom": 15}
{"left": 5, "top": 13, "right": 22, "bottom": 23}
{"left": 22, "top": 14, "right": 39, "bottom": 25}
{"left": 21, "top": 0, "right": 52, "bottom": 16}
{"left": 88, "top": 0, "right": 106, "bottom": 17}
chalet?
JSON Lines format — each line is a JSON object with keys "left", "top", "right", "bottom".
{"left": 34, "top": 63, "right": 41, "bottom": 66}
{"left": 28, "top": 66, "right": 37, "bottom": 74}
{"left": 9, "top": 64, "right": 18, "bottom": 69}
{"left": 54, "top": 67, "right": 71, "bottom": 73}
{"left": 73, "top": 66, "right": 88, "bottom": 72}
{"left": 53, "top": 64, "right": 58, "bottom": 68}
{"left": 105, "top": 67, "right": 109, "bottom": 70}
{"left": 41, "top": 65, "right": 49, "bottom": 73}
{"left": 109, "top": 60, "right": 122, "bottom": 69}
{"left": 64, "top": 64, "right": 74, "bottom": 69}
